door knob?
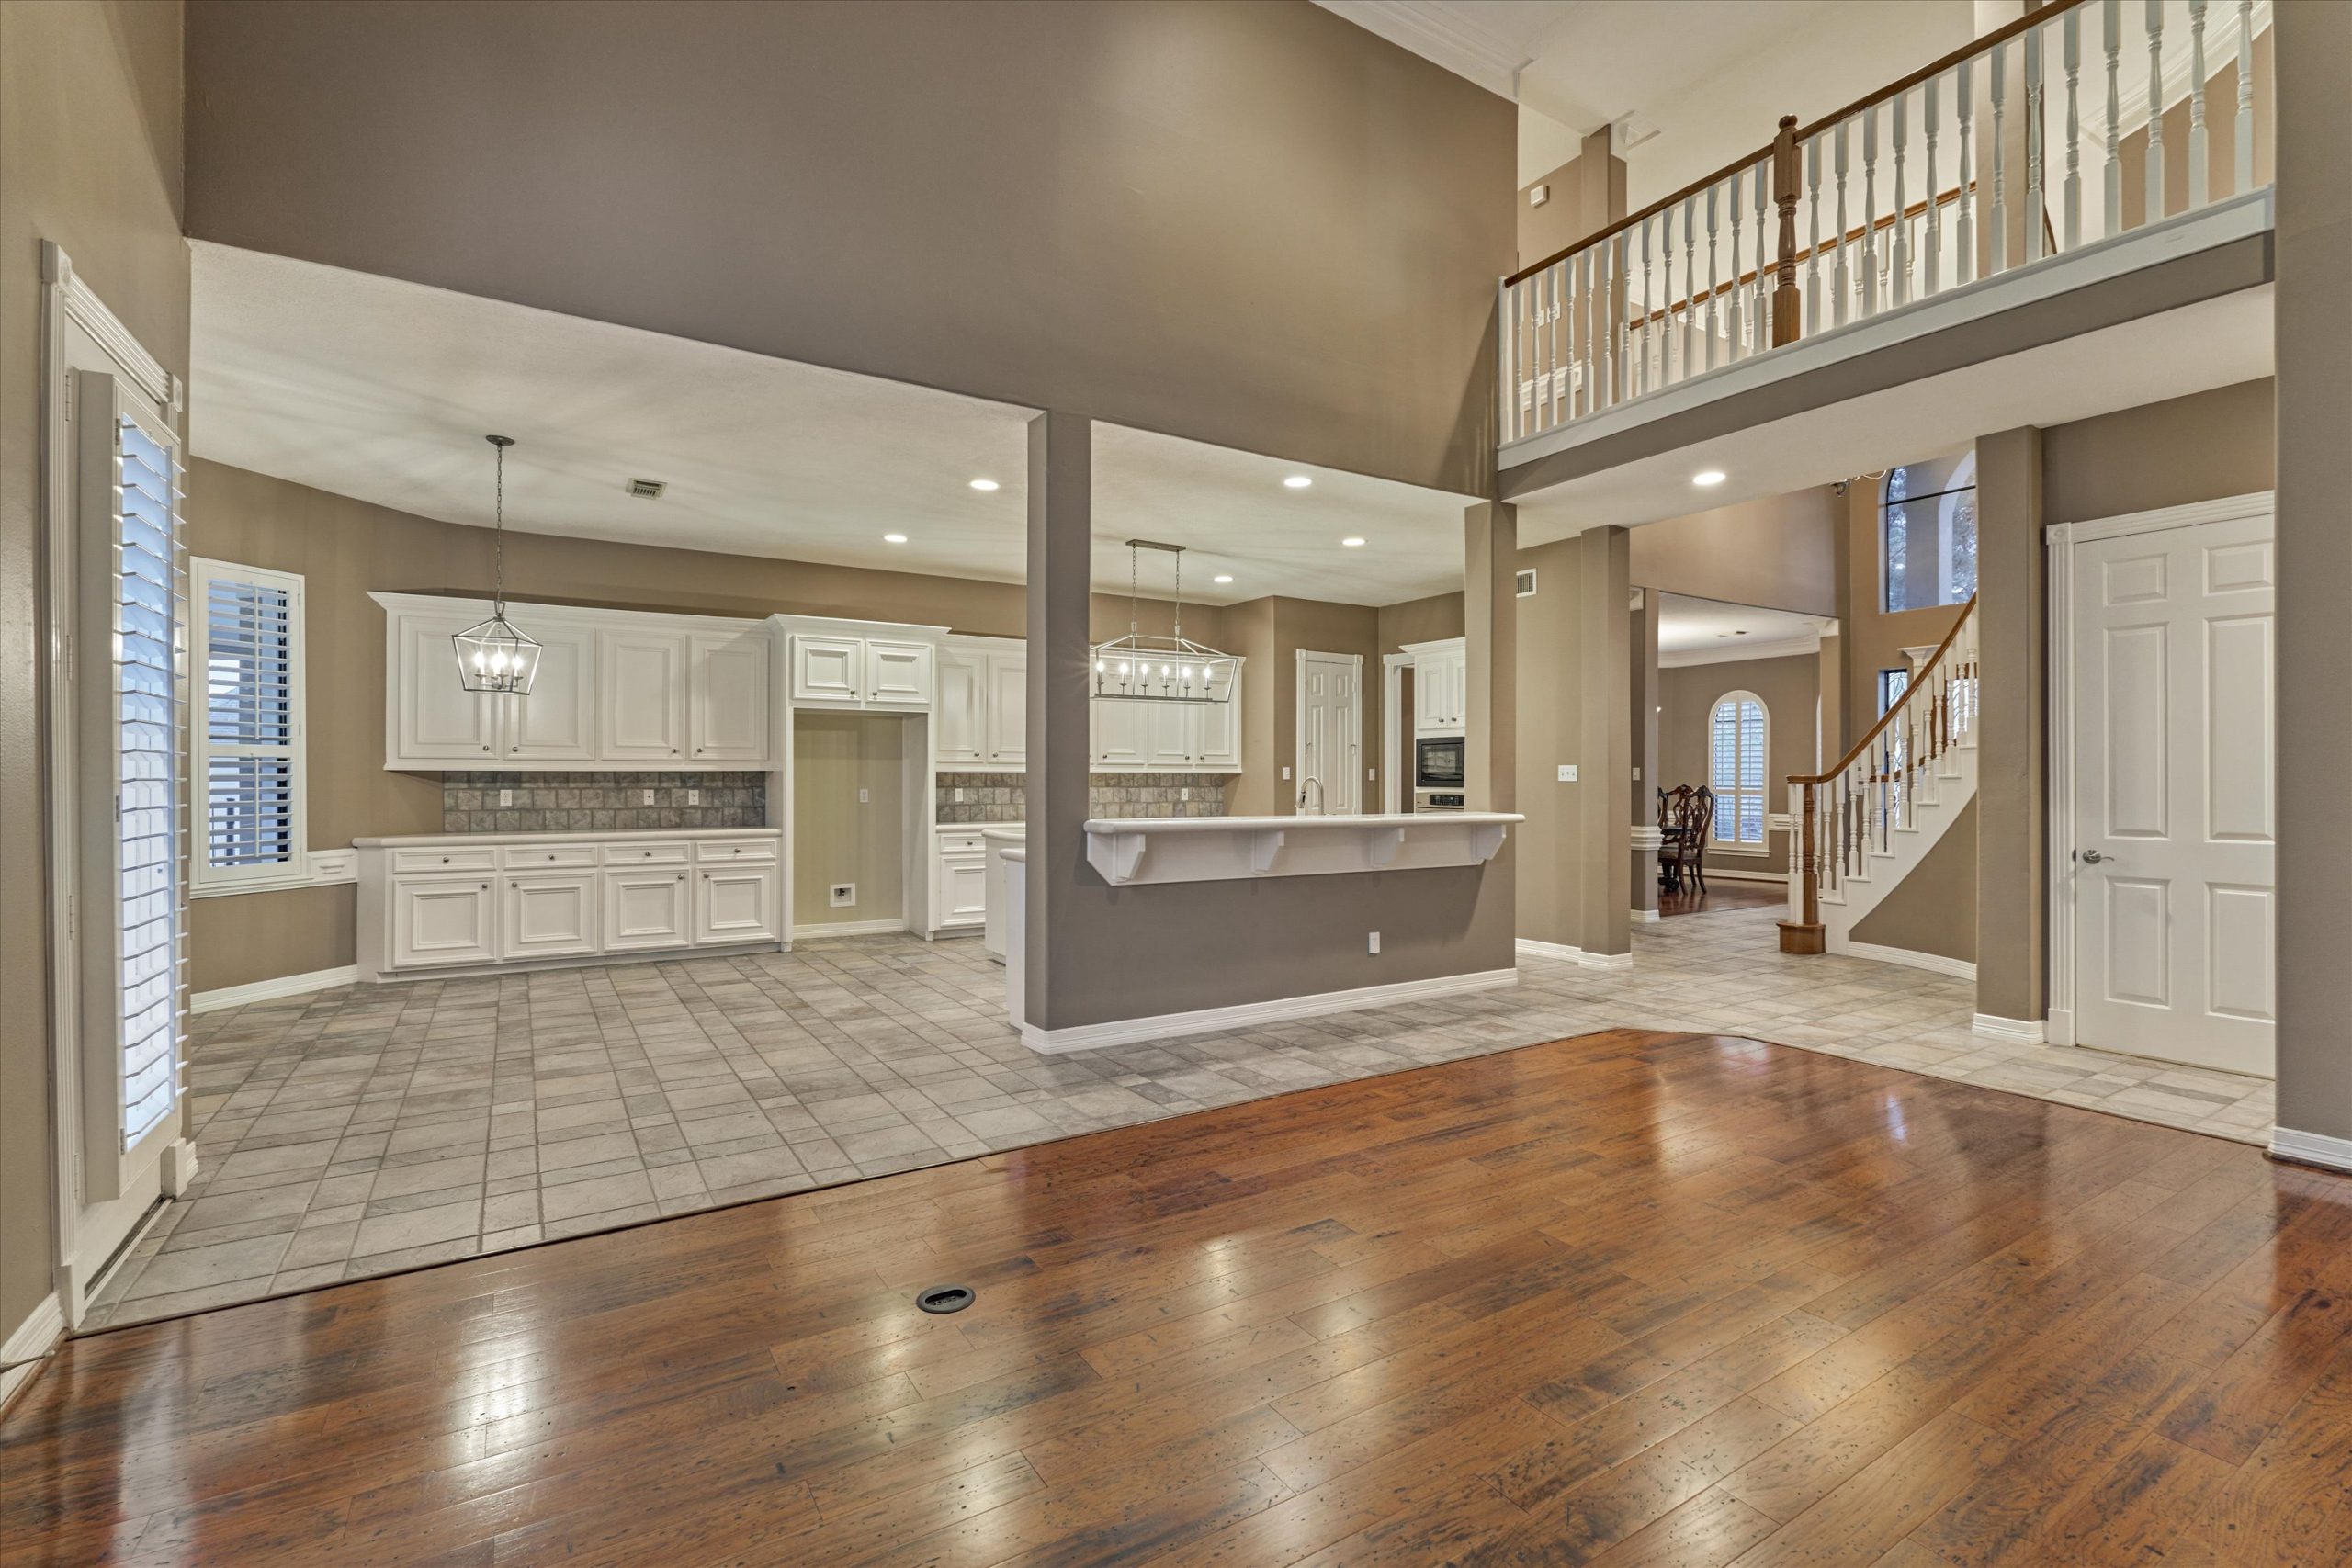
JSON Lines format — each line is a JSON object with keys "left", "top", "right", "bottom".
{"left": 2079, "top": 849, "right": 2107, "bottom": 864}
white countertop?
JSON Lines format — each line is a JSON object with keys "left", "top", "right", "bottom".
{"left": 1080, "top": 812, "right": 1521, "bottom": 833}
{"left": 1079, "top": 811, "right": 1520, "bottom": 886}
{"left": 355, "top": 827, "right": 779, "bottom": 848}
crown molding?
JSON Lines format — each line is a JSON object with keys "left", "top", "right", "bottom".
{"left": 1312, "top": 1, "right": 1531, "bottom": 101}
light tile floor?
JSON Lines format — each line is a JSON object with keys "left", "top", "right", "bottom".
{"left": 87, "top": 906, "right": 2276, "bottom": 1326}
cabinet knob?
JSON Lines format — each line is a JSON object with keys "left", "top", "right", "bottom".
{"left": 481, "top": 745, "right": 491, "bottom": 752}
{"left": 440, "top": 856, "right": 450, "bottom": 863}
{"left": 481, "top": 882, "right": 490, "bottom": 890}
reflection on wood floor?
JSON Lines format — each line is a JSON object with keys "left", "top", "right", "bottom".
{"left": 1657, "top": 876, "right": 1788, "bottom": 917}
{"left": 5, "top": 1027, "right": 2346, "bottom": 1565}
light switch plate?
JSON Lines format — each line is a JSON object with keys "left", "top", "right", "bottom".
{"left": 499, "top": 788, "right": 513, "bottom": 807}
{"left": 641, "top": 788, "right": 655, "bottom": 806}
{"left": 687, "top": 788, "right": 700, "bottom": 806}
{"left": 858, "top": 787, "right": 869, "bottom": 805}
{"left": 1282, "top": 766, "right": 1292, "bottom": 781}
{"left": 1368, "top": 931, "right": 1381, "bottom": 953}
{"left": 1557, "top": 764, "right": 1578, "bottom": 783}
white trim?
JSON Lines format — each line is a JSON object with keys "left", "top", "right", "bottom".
{"left": 1294, "top": 649, "right": 1365, "bottom": 815}
{"left": 2050, "top": 490, "right": 2277, "bottom": 544}
{"left": 1514, "top": 938, "right": 1633, "bottom": 971}
{"left": 1499, "top": 191, "right": 2275, "bottom": 470}
{"left": 1972, "top": 1013, "right": 2049, "bottom": 1045}
{"left": 1629, "top": 824, "right": 1665, "bottom": 852}
{"left": 1703, "top": 867, "right": 1788, "bottom": 886}
{"left": 1308, "top": 1, "right": 1531, "bottom": 99}
{"left": 1021, "top": 965, "right": 1521, "bottom": 1053}
{"left": 1630, "top": 908, "right": 1660, "bottom": 923}
{"left": 190, "top": 558, "right": 311, "bottom": 896}
{"left": 791, "top": 918, "right": 910, "bottom": 940}
{"left": 0, "top": 1292, "right": 66, "bottom": 1416}
{"left": 1658, "top": 633, "right": 1824, "bottom": 669}
{"left": 191, "top": 965, "right": 358, "bottom": 1014}
{"left": 1707, "top": 689, "right": 1770, "bottom": 852}
{"left": 1381, "top": 651, "right": 1409, "bottom": 814}
{"left": 2269, "top": 1126, "right": 2352, "bottom": 1174}
{"left": 1845, "top": 941, "right": 1976, "bottom": 981}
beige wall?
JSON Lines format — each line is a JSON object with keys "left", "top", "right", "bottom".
{"left": 2041, "top": 377, "right": 2277, "bottom": 522}
{"left": 1629, "top": 487, "right": 1842, "bottom": 617}
{"left": 1514, "top": 527, "right": 1629, "bottom": 956}
{"left": 790, "top": 714, "right": 908, "bottom": 931}
{"left": 2, "top": 0, "right": 190, "bottom": 1352}
{"left": 1851, "top": 801, "right": 1979, "bottom": 964}
{"left": 184, "top": 0, "right": 1513, "bottom": 497}
{"left": 1838, "top": 480, "right": 1967, "bottom": 745}
{"left": 1657, "top": 653, "right": 1819, "bottom": 876}
{"left": 1518, "top": 128, "right": 1624, "bottom": 272}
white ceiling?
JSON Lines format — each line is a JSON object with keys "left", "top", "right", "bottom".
{"left": 189, "top": 243, "right": 1473, "bottom": 608}
{"left": 1515, "top": 287, "right": 2276, "bottom": 543}
{"left": 1657, "top": 592, "right": 1831, "bottom": 666}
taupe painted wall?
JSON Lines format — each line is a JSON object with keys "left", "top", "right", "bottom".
{"left": 1378, "top": 592, "right": 1466, "bottom": 654}
{"left": 2274, "top": 0, "right": 2352, "bottom": 1144}
{"left": 1657, "top": 653, "right": 1819, "bottom": 876}
{"left": 1628, "top": 488, "right": 1842, "bottom": 617}
{"left": 1518, "top": 129, "right": 1624, "bottom": 272}
{"left": 1838, "top": 481, "right": 1966, "bottom": 744}
{"left": 184, "top": 0, "right": 1513, "bottom": 496}
{"left": 1261, "top": 598, "right": 1385, "bottom": 816}
{"left": 2041, "top": 378, "right": 2277, "bottom": 522}
{"left": 1, "top": 0, "right": 189, "bottom": 1351}
{"left": 1973, "top": 426, "right": 2046, "bottom": 1022}
{"left": 1851, "top": 800, "right": 1979, "bottom": 964}
{"left": 1515, "top": 528, "right": 1629, "bottom": 956}
{"left": 790, "top": 714, "right": 908, "bottom": 931}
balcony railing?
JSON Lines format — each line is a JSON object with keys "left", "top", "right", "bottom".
{"left": 1499, "top": 0, "right": 2275, "bottom": 449}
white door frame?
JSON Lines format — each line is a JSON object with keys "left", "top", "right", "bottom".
{"left": 1381, "top": 652, "right": 1410, "bottom": 813}
{"left": 2045, "top": 490, "right": 2275, "bottom": 1051}
{"left": 40, "top": 243, "right": 193, "bottom": 1326}
{"left": 1293, "top": 649, "right": 1363, "bottom": 814}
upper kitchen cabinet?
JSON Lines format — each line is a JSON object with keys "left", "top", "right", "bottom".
{"left": 776, "top": 615, "right": 946, "bottom": 713}
{"left": 1093, "top": 660, "right": 1242, "bottom": 773}
{"left": 1403, "top": 638, "right": 1467, "bottom": 734}
{"left": 936, "top": 636, "right": 1025, "bottom": 771}
{"left": 374, "top": 593, "right": 773, "bottom": 770}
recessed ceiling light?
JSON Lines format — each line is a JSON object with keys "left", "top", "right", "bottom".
{"left": 1283, "top": 475, "right": 1313, "bottom": 490}
{"left": 1213, "top": 574, "right": 1234, "bottom": 584}
{"left": 1692, "top": 469, "right": 1726, "bottom": 487}
{"left": 968, "top": 478, "right": 1001, "bottom": 491}
{"left": 1341, "top": 536, "right": 1366, "bottom": 548}
{"left": 883, "top": 533, "right": 908, "bottom": 544}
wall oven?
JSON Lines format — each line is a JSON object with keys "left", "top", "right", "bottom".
{"left": 1414, "top": 734, "right": 1465, "bottom": 791}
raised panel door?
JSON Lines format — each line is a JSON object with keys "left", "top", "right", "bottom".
{"left": 935, "top": 648, "right": 987, "bottom": 765}
{"left": 695, "top": 863, "right": 780, "bottom": 945}
{"left": 502, "top": 624, "right": 597, "bottom": 762}
{"left": 790, "top": 635, "right": 863, "bottom": 705}
{"left": 868, "top": 639, "right": 934, "bottom": 707}
{"left": 1146, "top": 700, "right": 1196, "bottom": 768}
{"left": 690, "top": 631, "right": 770, "bottom": 763}
{"left": 599, "top": 630, "right": 689, "bottom": 761}
{"left": 984, "top": 650, "right": 1027, "bottom": 764}
{"left": 394, "top": 611, "right": 497, "bottom": 763}
{"left": 501, "top": 874, "right": 598, "bottom": 959}
{"left": 1092, "top": 697, "right": 1148, "bottom": 768}
{"left": 601, "top": 867, "right": 692, "bottom": 952}
{"left": 390, "top": 877, "right": 497, "bottom": 968}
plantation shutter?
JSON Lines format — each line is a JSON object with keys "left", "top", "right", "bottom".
{"left": 194, "top": 560, "right": 305, "bottom": 889}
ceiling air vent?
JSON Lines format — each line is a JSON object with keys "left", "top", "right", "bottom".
{"left": 1516, "top": 569, "right": 1537, "bottom": 598}
{"left": 624, "top": 478, "right": 667, "bottom": 500}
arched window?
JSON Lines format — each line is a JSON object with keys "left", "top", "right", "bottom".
{"left": 1709, "top": 691, "right": 1768, "bottom": 849}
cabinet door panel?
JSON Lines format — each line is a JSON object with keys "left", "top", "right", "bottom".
{"left": 790, "top": 635, "right": 863, "bottom": 703}
{"left": 937, "top": 853, "right": 987, "bottom": 927}
{"left": 503, "top": 626, "right": 597, "bottom": 761}
{"left": 394, "top": 612, "right": 498, "bottom": 763}
{"left": 602, "top": 869, "right": 692, "bottom": 952}
{"left": 984, "top": 651, "right": 1027, "bottom": 764}
{"left": 695, "top": 864, "right": 780, "bottom": 944}
{"left": 1195, "top": 666, "right": 1240, "bottom": 769}
{"left": 868, "top": 639, "right": 934, "bottom": 707}
{"left": 600, "top": 631, "right": 689, "bottom": 760}
{"left": 391, "top": 878, "right": 497, "bottom": 968}
{"left": 935, "top": 649, "right": 987, "bottom": 765}
{"left": 502, "top": 874, "right": 598, "bottom": 958}
{"left": 1092, "top": 697, "right": 1148, "bottom": 768}
{"left": 1146, "top": 701, "right": 1196, "bottom": 768}
{"left": 690, "top": 632, "right": 770, "bottom": 762}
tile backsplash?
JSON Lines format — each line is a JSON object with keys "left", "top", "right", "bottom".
{"left": 443, "top": 772, "right": 766, "bottom": 833}
{"left": 934, "top": 772, "right": 1230, "bottom": 824}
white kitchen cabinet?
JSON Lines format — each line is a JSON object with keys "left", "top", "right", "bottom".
{"left": 600, "top": 629, "right": 691, "bottom": 761}
{"left": 500, "top": 874, "right": 599, "bottom": 960}
{"left": 867, "top": 639, "right": 934, "bottom": 708}
{"left": 390, "top": 876, "right": 498, "bottom": 969}
{"left": 501, "top": 625, "right": 597, "bottom": 762}
{"left": 1092, "top": 697, "right": 1149, "bottom": 768}
{"left": 982, "top": 650, "right": 1027, "bottom": 765}
{"left": 689, "top": 631, "right": 770, "bottom": 763}
{"left": 601, "top": 867, "right": 693, "bottom": 952}
{"left": 1091, "top": 659, "right": 1242, "bottom": 772}
{"left": 392, "top": 609, "right": 498, "bottom": 763}
{"left": 1146, "top": 701, "right": 1195, "bottom": 768}
{"left": 935, "top": 646, "right": 988, "bottom": 766}
{"left": 933, "top": 836, "right": 989, "bottom": 931}
{"left": 1194, "top": 671, "right": 1240, "bottom": 769}
{"left": 790, "top": 634, "right": 865, "bottom": 705}
{"left": 1405, "top": 639, "right": 1467, "bottom": 734}
{"left": 695, "top": 863, "right": 780, "bottom": 944}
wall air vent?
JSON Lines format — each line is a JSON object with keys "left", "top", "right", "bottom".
{"left": 1516, "top": 569, "right": 1537, "bottom": 597}
{"left": 624, "top": 478, "right": 667, "bottom": 500}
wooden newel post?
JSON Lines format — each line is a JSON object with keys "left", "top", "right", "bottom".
{"left": 1779, "top": 776, "right": 1826, "bottom": 953}
{"left": 1771, "top": 113, "right": 1802, "bottom": 347}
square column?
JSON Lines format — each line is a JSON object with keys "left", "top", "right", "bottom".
{"left": 1023, "top": 410, "right": 1092, "bottom": 1030}
{"left": 1464, "top": 502, "right": 1517, "bottom": 815}
{"left": 1630, "top": 588, "right": 1662, "bottom": 920}
{"left": 1973, "top": 426, "right": 2045, "bottom": 1028}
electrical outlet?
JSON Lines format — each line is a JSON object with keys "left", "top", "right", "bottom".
{"left": 1367, "top": 931, "right": 1381, "bottom": 954}
{"left": 1366, "top": 766, "right": 1375, "bottom": 781}
{"left": 1557, "top": 764, "right": 1578, "bottom": 783}
{"left": 858, "top": 787, "right": 870, "bottom": 805}
{"left": 1633, "top": 766, "right": 1643, "bottom": 781}
{"left": 687, "top": 788, "right": 700, "bottom": 806}
{"left": 1283, "top": 766, "right": 1292, "bottom": 781}
{"left": 954, "top": 787, "right": 967, "bottom": 803}
{"left": 499, "top": 787, "right": 513, "bottom": 807}
{"left": 830, "top": 883, "right": 855, "bottom": 908}
{"left": 641, "top": 788, "right": 655, "bottom": 806}
{"left": 1180, "top": 787, "right": 1190, "bottom": 801}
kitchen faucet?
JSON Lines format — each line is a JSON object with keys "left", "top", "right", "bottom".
{"left": 1299, "top": 775, "right": 1326, "bottom": 814}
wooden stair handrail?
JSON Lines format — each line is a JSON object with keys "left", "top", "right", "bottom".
{"left": 1789, "top": 594, "right": 1977, "bottom": 789}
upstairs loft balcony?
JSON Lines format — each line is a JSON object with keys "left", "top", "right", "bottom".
{"left": 1498, "top": 0, "right": 2276, "bottom": 475}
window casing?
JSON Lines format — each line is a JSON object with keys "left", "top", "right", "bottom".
{"left": 1882, "top": 452, "right": 1978, "bottom": 613}
{"left": 192, "top": 558, "right": 307, "bottom": 894}
{"left": 1709, "top": 691, "right": 1769, "bottom": 852}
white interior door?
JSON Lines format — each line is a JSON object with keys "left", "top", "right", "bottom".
{"left": 1295, "top": 651, "right": 1362, "bottom": 814}
{"left": 2070, "top": 507, "right": 2275, "bottom": 1077}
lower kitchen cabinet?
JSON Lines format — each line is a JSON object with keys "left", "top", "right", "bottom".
{"left": 389, "top": 877, "right": 498, "bottom": 970}
{"left": 695, "top": 863, "right": 781, "bottom": 944}
{"left": 602, "top": 867, "right": 694, "bottom": 952}
{"left": 932, "top": 830, "right": 989, "bottom": 931}
{"left": 501, "top": 874, "right": 600, "bottom": 959}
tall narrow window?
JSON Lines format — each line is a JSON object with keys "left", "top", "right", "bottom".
{"left": 1709, "top": 691, "right": 1768, "bottom": 850}
{"left": 192, "top": 559, "right": 307, "bottom": 893}
{"left": 1882, "top": 452, "right": 1977, "bottom": 612}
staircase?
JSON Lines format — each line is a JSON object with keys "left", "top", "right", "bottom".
{"left": 1781, "top": 598, "right": 1978, "bottom": 963}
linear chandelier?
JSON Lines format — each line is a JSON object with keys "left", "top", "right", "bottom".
{"left": 1091, "top": 539, "right": 1237, "bottom": 704}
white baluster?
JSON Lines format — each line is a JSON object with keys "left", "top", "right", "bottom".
{"left": 1990, "top": 39, "right": 2008, "bottom": 274}
{"left": 2025, "top": 25, "right": 2046, "bottom": 264}
{"left": 2064, "top": 7, "right": 2083, "bottom": 249}
{"left": 1613, "top": 231, "right": 1630, "bottom": 403}
{"left": 1804, "top": 135, "right": 1823, "bottom": 334}
{"left": 1660, "top": 205, "right": 1677, "bottom": 389}
{"left": 2188, "top": 0, "right": 2210, "bottom": 208}
{"left": 1832, "top": 122, "right": 1851, "bottom": 328}
{"left": 2234, "top": 0, "right": 2255, "bottom": 197}
{"left": 1703, "top": 185, "right": 1721, "bottom": 372}
{"left": 1680, "top": 196, "right": 1698, "bottom": 377}
{"left": 2104, "top": 0, "right": 2124, "bottom": 235}
{"left": 2145, "top": 0, "right": 2165, "bottom": 223}
{"left": 1636, "top": 216, "right": 1652, "bottom": 399}
{"left": 1534, "top": 265, "right": 1551, "bottom": 430}
{"left": 1957, "top": 59, "right": 1975, "bottom": 286}
{"left": 1752, "top": 158, "right": 1770, "bottom": 355}
{"left": 1577, "top": 247, "right": 1595, "bottom": 416}
{"left": 1923, "top": 75, "right": 1942, "bottom": 297}
{"left": 1726, "top": 166, "right": 1746, "bottom": 361}
{"left": 1890, "top": 89, "right": 1910, "bottom": 306}
{"left": 1860, "top": 107, "right": 1879, "bottom": 318}
{"left": 1499, "top": 277, "right": 1516, "bottom": 443}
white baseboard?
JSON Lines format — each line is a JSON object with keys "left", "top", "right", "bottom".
{"left": 1704, "top": 867, "right": 1788, "bottom": 886}
{"left": 791, "top": 919, "right": 909, "bottom": 941}
{"left": 1844, "top": 941, "right": 1976, "bottom": 982}
{"left": 1630, "top": 908, "right": 1660, "bottom": 924}
{"left": 191, "top": 964, "right": 358, "bottom": 1014}
{"left": 2270, "top": 1126, "right": 2352, "bottom": 1173}
{"left": 1972, "top": 1012, "right": 2048, "bottom": 1045}
{"left": 0, "top": 1292, "right": 64, "bottom": 1416}
{"left": 1514, "top": 938, "right": 1633, "bottom": 971}
{"left": 1022, "top": 966, "right": 1519, "bottom": 1053}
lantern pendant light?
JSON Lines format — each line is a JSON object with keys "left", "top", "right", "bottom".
{"left": 1090, "top": 540, "right": 1238, "bottom": 703}
{"left": 453, "top": 434, "right": 541, "bottom": 694}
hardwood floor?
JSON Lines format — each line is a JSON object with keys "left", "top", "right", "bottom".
{"left": 1656, "top": 879, "right": 1786, "bottom": 917}
{"left": 6, "top": 1028, "right": 2347, "bottom": 1566}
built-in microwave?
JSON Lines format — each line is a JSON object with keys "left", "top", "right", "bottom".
{"left": 1415, "top": 734, "right": 1465, "bottom": 790}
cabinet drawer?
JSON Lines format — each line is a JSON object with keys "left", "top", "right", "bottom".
{"left": 602, "top": 839, "right": 693, "bottom": 867}
{"left": 500, "top": 842, "right": 601, "bottom": 871}
{"left": 695, "top": 838, "right": 777, "bottom": 863}
{"left": 936, "top": 831, "right": 988, "bottom": 856}
{"left": 391, "top": 845, "right": 498, "bottom": 875}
